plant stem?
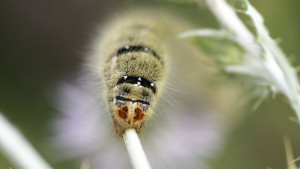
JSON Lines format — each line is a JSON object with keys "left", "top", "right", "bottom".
{"left": 0, "top": 113, "right": 53, "bottom": 169}
{"left": 123, "top": 128, "right": 151, "bottom": 169}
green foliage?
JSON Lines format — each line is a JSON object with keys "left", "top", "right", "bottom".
{"left": 193, "top": 37, "right": 243, "bottom": 68}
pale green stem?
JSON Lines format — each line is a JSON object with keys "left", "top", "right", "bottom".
{"left": 0, "top": 113, "right": 53, "bottom": 169}
{"left": 123, "top": 128, "right": 151, "bottom": 169}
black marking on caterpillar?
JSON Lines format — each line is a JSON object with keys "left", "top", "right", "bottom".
{"left": 116, "top": 76, "right": 156, "bottom": 94}
{"left": 114, "top": 96, "right": 150, "bottom": 105}
{"left": 117, "top": 45, "right": 162, "bottom": 63}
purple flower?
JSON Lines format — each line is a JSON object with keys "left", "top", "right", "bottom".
{"left": 51, "top": 81, "right": 226, "bottom": 169}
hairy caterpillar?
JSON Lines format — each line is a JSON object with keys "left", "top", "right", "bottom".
{"left": 89, "top": 11, "right": 170, "bottom": 136}
{"left": 53, "top": 7, "right": 244, "bottom": 169}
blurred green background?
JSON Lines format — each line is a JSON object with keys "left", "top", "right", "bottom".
{"left": 1, "top": 0, "right": 300, "bottom": 168}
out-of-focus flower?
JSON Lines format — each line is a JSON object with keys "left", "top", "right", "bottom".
{"left": 51, "top": 81, "right": 226, "bottom": 169}
{"left": 52, "top": 83, "right": 109, "bottom": 158}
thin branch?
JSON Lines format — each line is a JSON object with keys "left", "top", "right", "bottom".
{"left": 123, "top": 128, "right": 151, "bottom": 169}
{"left": 283, "top": 137, "right": 297, "bottom": 169}
{"left": 0, "top": 113, "right": 53, "bottom": 169}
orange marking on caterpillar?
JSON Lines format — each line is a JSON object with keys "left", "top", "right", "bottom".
{"left": 133, "top": 107, "right": 145, "bottom": 122}
{"left": 118, "top": 106, "right": 128, "bottom": 120}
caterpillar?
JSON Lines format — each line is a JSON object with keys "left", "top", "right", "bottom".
{"left": 89, "top": 11, "right": 169, "bottom": 137}
{"left": 53, "top": 7, "right": 245, "bottom": 169}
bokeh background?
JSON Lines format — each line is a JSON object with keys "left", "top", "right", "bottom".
{"left": 1, "top": 0, "right": 300, "bottom": 169}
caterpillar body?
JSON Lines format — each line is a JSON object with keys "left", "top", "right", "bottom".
{"left": 89, "top": 12, "right": 169, "bottom": 136}
{"left": 53, "top": 7, "right": 244, "bottom": 169}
